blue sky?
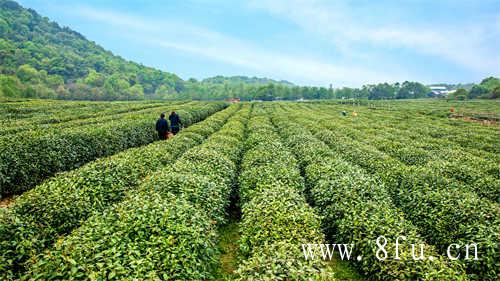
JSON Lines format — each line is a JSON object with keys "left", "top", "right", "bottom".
{"left": 17, "top": 0, "right": 500, "bottom": 87}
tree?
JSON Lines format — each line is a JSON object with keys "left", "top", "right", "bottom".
{"left": 154, "top": 84, "right": 172, "bottom": 97}
{"left": 83, "top": 69, "right": 105, "bottom": 87}
{"left": 490, "top": 86, "right": 500, "bottom": 99}
{"left": 451, "top": 88, "right": 468, "bottom": 100}
{"left": 45, "top": 74, "right": 64, "bottom": 88}
{"left": 468, "top": 85, "right": 489, "bottom": 99}
{"left": 480, "top": 77, "right": 500, "bottom": 90}
{"left": 368, "top": 83, "right": 396, "bottom": 100}
{"left": 126, "top": 84, "right": 145, "bottom": 100}
{"left": 254, "top": 84, "right": 275, "bottom": 101}
{"left": 336, "top": 87, "right": 354, "bottom": 99}
{"left": 0, "top": 75, "right": 23, "bottom": 97}
{"left": 103, "top": 74, "right": 130, "bottom": 100}
{"left": 16, "top": 64, "right": 39, "bottom": 82}
{"left": 174, "top": 80, "right": 185, "bottom": 92}
{"left": 0, "top": 17, "right": 9, "bottom": 35}
{"left": 67, "top": 82, "right": 92, "bottom": 100}
{"left": 56, "top": 85, "right": 69, "bottom": 99}
{"left": 396, "top": 81, "right": 430, "bottom": 99}
{"left": 32, "top": 84, "right": 56, "bottom": 99}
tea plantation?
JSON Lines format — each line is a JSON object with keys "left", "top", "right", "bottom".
{"left": 0, "top": 99, "right": 498, "bottom": 280}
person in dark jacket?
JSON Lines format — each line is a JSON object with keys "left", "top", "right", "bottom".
{"left": 156, "top": 113, "right": 170, "bottom": 140}
{"left": 169, "top": 111, "right": 182, "bottom": 135}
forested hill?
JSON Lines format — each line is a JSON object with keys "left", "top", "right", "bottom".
{"left": 0, "top": 0, "right": 297, "bottom": 101}
{"left": 0, "top": 0, "right": 183, "bottom": 100}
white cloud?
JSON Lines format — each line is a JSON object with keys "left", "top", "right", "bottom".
{"left": 249, "top": 0, "right": 500, "bottom": 75}
{"left": 65, "top": 4, "right": 409, "bottom": 86}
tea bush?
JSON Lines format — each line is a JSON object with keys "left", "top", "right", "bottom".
{"left": 0, "top": 104, "right": 239, "bottom": 279}
{"left": 236, "top": 114, "right": 334, "bottom": 280}
{"left": 23, "top": 105, "right": 251, "bottom": 280}
{"left": 0, "top": 102, "right": 227, "bottom": 196}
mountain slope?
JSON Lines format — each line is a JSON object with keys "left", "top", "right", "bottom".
{"left": 0, "top": 0, "right": 183, "bottom": 100}
{"left": 0, "top": 0, "right": 296, "bottom": 101}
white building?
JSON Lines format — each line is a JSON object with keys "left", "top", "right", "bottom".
{"left": 429, "top": 86, "right": 455, "bottom": 96}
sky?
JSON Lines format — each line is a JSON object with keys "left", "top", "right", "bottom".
{"left": 17, "top": 0, "right": 500, "bottom": 87}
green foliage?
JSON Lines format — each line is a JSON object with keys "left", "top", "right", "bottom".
{"left": 450, "top": 88, "right": 469, "bottom": 100}
{"left": 0, "top": 100, "right": 188, "bottom": 135}
{"left": 0, "top": 75, "right": 22, "bottom": 97}
{"left": 22, "top": 104, "right": 249, "bottom": 280}
{"left": 16, "top": 64, "right": 39, "bottom": 82}
{"left": 0, "top": 0, "right": 183, "bottom": 100}
{"left": 179, "top": 80, "right": 433, "bottom": 102}
{"left": 236, "top": 112, "right": 335, "bottom": 280}
{"left": 236, "top": 242, "right": 335, "bottom": 281}
{"left": 0, "top": 99, "right": 497, "bottom": 280}
{"left": 477, "top": 77, "right": 500, "bottom": 99}
{"left": 295, "top": 103, "right": 498, "bottom": 280}
{"left": 368, "top": 83, "right": 397, "bottom": 100}
{"left": 27, "top": 193, "right": 219, "bottom": 280}
{"left": 468, "top": 85, "right": 489, "bottom": 99}
{"left": 479, "top": 77, "right": 500, "bottom": 91}
{"left": 491, "top": 86, "right": 500, "bottom": 99}
{"left": 0, "top": 102, "right": 225, "bottom": 196}
{"left": 0, "top": 103, "right": 236, "bottom": 279}
{"left": 396, "top": 81, "right": 430, "bottom": 99}
{"left": 239, "top": 186, "right": 324, "bottom": 255}
{"left": 272, "top": 113, "right": 468, "bottom": 280}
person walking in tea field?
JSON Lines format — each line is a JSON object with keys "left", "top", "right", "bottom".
{"left": 169, "top": 111, "right": 182, "bottom": 135}
{"left": 156, "top": 113, "right": 170, "bottom": 140}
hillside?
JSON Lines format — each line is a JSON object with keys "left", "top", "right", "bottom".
{"left": 0, "top": 0, "right": 183, "bottom": 100}
{"left": 0, "top": 0, "right": 296, "bottom": 101}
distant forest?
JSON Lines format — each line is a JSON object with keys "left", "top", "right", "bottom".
{"left": 0, "top": 0, "right": 498, "bottom": 101}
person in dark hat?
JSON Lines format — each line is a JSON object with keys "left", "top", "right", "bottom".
{"left": 155, "top": 113, "right": 170, "bottom": 140}
{"left": 169, "top": 111, "right": 182, "bottom": 135}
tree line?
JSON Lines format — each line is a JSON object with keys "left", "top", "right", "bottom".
{"left": 170, "top": 79, "right": 498, "bottom": 101}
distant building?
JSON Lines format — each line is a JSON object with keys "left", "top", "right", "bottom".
{"left": 227, "top": 98, "right": 240, "bottom": 103}
{"left": 429, "top": 86, "right": 455, "bottom": 96}
{"left": 441, "top": 90, "right": 457, "bottom": 95}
